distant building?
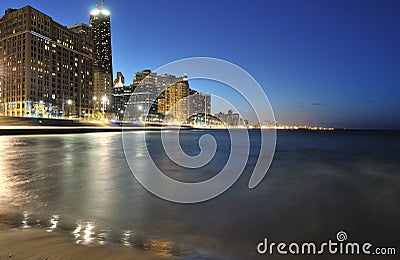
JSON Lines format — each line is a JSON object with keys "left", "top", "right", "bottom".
{"left": 158, "top": 75, "right": 190, "bottom": 122}
{"left": 134, "top": 70, "right": 157, "bottom": 114}
{"left": 187, "top": 113, "right": 224, "bottom": 127}
{"left": 187, "top": 90, "right": 211, "bottom": 118}
{"left": 90, "top": 0, "right": 113, "bottom": 112}
{"left": 232, "top": 112, "right": 240, "bottom": 127}
{"left": 112, "top": 72, "right": 133, "bottom": 119}
{"left": 125, "top": 70, "right": 158, "bottom": 121}
{"left": 113, "top": 71, "right": 125, "bottom": 87}
{"left": 156, "top": 74, "right": 186, "bottom": 97}
{"left": 133, "top": 69, "right": 152, "bottom": 87}
{"left": 215, "top": 109, "right": 244, "bottom": 127}
{"left": 0, "top": 6, "right": 94, "bottom": 118}
{"left": 123, "top": 71, "right": 211, "bottom": 124}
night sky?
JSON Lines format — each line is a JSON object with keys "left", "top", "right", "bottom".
{"left": 1, "top": 0, "right": 399, "bottom": 129}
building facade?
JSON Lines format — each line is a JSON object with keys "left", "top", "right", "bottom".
{"left": 112, "top": 71, "right": 137, "bottom": 120}
{"left": 157, "top": 75, "right": 190, "bottom": 122}
{"left": 0, "top": 6, "right": 94, "bottom": 117}
{"left": 130, "top": 70, "right": 158, "bottom": 120}
{"left": 90, "top": 0, "right": 113, "bottom": 113}
{"left": 187, "top": 90, "right": 211, "bottom": 118}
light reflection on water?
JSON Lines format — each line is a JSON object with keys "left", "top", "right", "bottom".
{"left": 71, "top": 221, "right": 106, "bottom": 246}
{"left": 121, "top": 230, "right": 133, "bottom": 247}
{"left": 46, "top": 215, "right": 59, "bottom": 232}
{"left": 0, "top": 131, "right": 399, "bottom": 258}
{"left": 83, "top": 222, "right": 95, "bottom": 244}
{"left": 22, "top": 211, "right": 30, "bottom": 229}
{"left": 67, "top": 218, "right": 186, "bottom": 257}
{"left": 15, "top": 212, "right": 185, "bottom": 258}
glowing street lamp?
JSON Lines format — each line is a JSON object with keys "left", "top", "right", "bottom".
{"left": 101, "top": 96, "right": 108, "bottom": 117}
{"left": 92, "top": 96, "right": 99, "bottom": 116}
{"left": 66, "top": 99, "right": 73, "bottom": 117}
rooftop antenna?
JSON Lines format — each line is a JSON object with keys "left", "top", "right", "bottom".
{"left": 102, "top": 0, "right": 105, "bottom": 9}
{"left": 96, "top": 0, "right": 98, "bottom": 9}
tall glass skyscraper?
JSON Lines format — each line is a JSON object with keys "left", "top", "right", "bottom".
{"left": 90, "top": 0, "right": 113, "bottom": 113}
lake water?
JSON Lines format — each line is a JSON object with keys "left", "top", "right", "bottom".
{"left": 0, "top": 130, "right": 399, "bottom": 259}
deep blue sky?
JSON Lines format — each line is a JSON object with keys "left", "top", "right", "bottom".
{"left": 1, "top": 0, "right": 400, "bottom": 129}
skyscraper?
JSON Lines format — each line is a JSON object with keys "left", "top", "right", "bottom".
{"left": 90, "top": 0, "right": 113, "bottom": 113}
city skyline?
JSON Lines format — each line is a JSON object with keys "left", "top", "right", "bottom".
{"left": 0, "top": 0, "right": 399, "bottom": 129}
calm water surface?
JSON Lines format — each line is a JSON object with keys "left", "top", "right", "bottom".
{"left": 0, "top": 130, "right": 399, "bottom": 259}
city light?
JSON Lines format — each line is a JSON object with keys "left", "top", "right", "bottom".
{"left": 90, "top": 9, "right": 110, "bottom": 16}
{"left": 101, "top": 96, "right": 108, "bottom": 117}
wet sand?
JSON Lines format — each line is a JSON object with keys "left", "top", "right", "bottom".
{"left": 0, "top": 225, "right": 164, "bottom": 260}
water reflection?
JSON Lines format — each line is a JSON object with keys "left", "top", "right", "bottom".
{"left": 72, "top": 223, "right": 82, "bottom": 242}
{"left": 2, "top": 131, "right": 397, "bottom": 258}
{"left": 0, "top": 137, "right": 15, "bottom": 211}
{"left": 0, "top": 134, "right": 201, "bottom": 257}
{"left": 8, "top": 210, "right": 191, "bottom": 257}
{"left": 121, "top": 230, "right": 132, "bottom": 247}
{"left": 46, "top": 215, "right": 59, "bottom": 232}
{"left": 22, "top": 211, "right": 30, "bottom": 229}
{"left": 149, "top": 240, "right": 175, "bottom": 257}
{"left": 97, "top": 230, "right": 110, "bottom": 245}
{"left": 83, "top": 222, "right": 95, "bottom": 244}
{"left": 72, "top": 221, "right": 96, "bottom": 245}
{"left": 67, "top": 218, "right": 188, "bottom": 256}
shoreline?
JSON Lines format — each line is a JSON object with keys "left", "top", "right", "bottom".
{"left": 0, "top": 126, "right": 398, "bottom": 136}
{"left": 0, "top": 126, "right": 183, "bottom": 135}
{"left": 0, "top": 224, "right": 166, "bottom": 259}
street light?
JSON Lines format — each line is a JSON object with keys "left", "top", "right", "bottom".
{"left": 101, "top": 96, "right": 108, "bottom": 118}
{"left": 93, "top": 96, "right": 98, "bottom": 115}
{"left": 66, "top": 99, "right": 73, "bottom": 117}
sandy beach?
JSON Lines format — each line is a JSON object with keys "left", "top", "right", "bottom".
{"left": 0, "top": 225, "right": 164, "bottom": 260}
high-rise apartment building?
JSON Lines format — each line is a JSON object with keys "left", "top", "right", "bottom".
{"left": 0, "top": 6, "right": 94, "bottom": 117}
{"left": 112, "top": 71, "right": 138, "bottom": 120}
{"left": 158, "top": 75, "right": 190, "bottom": 122}
{"left": 131, "top": 70, "right": 158, "bottom": 118}
{"left": 90, "top": 0, "right": 113, "bottom": 112}
{"left": 187, "top": 90, "right": 211, "bottom": 118}
{"left": 133, "top": 69, "right": 152, "bottom": 87}
{"left": 156, "top": 74, "right": 186, "bottom": 97}
{"left": 112, "top": 71, "right": 124, "bottom": 117}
